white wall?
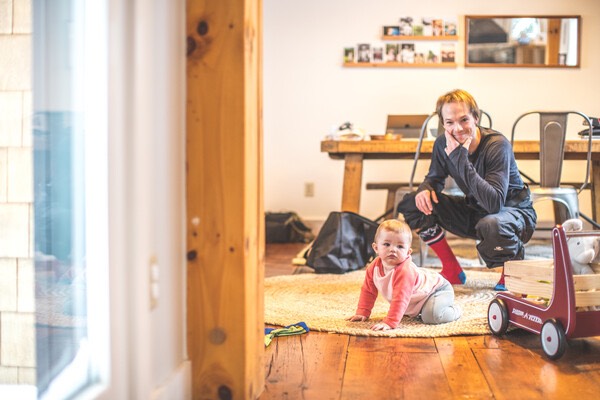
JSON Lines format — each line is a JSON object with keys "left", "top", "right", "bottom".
{"left": 104, "top": 0, "right": 190, "bottom": 398}
{"left": 263, "top": 0, "right": 600, "bottom": 223}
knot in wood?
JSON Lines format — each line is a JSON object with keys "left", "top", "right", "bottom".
{"left": 186, "top": 250, "right": 197, "bottom": 261}
{"left": 197, "top": 20, "right": 209, "bottom": 36}
{"left": 209, "top": 327, "right": 227, "bottom": 344}
{"left": 218, "top": 385, "right": 232, "bottom": 400}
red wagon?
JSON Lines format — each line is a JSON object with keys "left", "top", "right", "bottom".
{"left": 487, "top": 225, "right": 600, "bottom": 359}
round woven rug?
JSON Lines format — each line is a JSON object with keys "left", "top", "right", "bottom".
{"left": 265, "top": 268, "right": 501, "bottom": 337}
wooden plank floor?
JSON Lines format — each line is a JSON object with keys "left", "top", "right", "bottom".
{"left": 261, "top": 243, "right": 600, "bottom": 400}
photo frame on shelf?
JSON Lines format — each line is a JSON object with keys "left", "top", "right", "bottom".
{"left": 399, "top": 17, "right": 414, "bottom": 36}
{"left": 412, "top": 23, "right": 424, "bottom": 36}
{"left": 399, "top": 43, "right": 415, "bottom": 63}
{"left": 421, "top": 17, "right": 433, "bottom": 36}
{"left": 344, "top": 47, "right": 355, "bottom": 63}
{"left": 357, "top": 43, "right": 371, "bottom": 62}
{"left": 441, "top": 43, "right": 455, "bottom": 63}
{"left": 372, "top": 45, "right": 384, "bottom": 63}
{"left": 444, "top": 17, "right": 457, "bottom": 36}
{"left": 426, "top": 48, "right": 440, "bottom": 63}
{"left": 432, "top": 19, "right": 444, "bottom": 36}
{"left": 385, "top": 43, "right": 399, "bottom": 62}
{"left": 383, "top": 26, "right": 400, "bottom": 36}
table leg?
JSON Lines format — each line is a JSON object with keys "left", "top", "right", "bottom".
{"left": 592, "top": 160, "right": 600, "bottom": 224}
{"left": 341, "top": 154, "right": 363, "bottom": 213}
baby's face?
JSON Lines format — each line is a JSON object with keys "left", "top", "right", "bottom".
{"left": 373, "top": 230, "right": 412, "bottom": 269}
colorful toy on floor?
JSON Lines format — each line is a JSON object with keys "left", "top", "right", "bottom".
{"left": 264, "top": 322, "right": 309, "bottom": 347}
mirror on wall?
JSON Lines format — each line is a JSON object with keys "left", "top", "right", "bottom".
{"left": 465, "top": 15, "right": 581, "bottom": 67}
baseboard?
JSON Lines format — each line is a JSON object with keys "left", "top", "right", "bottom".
{"left": 151, "top": 360, "right": 192, "bottom": 400}
{"left": 303, "top": 219, "right": 325, "bottom": 235}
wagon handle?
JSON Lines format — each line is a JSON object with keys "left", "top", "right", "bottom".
{"left": 562, "top": 230, "right": 600, "bottom": 238}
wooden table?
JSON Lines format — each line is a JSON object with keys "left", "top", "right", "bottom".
{"left": 321, "top": 139, "right": 600, "bottom": 220}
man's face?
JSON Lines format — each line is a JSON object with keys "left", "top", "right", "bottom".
{"left": 441, "top": 102, "right": 479, "bottom": 145}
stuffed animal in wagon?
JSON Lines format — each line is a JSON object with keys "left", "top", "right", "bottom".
{"left": 562, "top": 218, "right": 598, "bottom": 275}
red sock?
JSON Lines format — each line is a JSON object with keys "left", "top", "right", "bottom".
{"left": 429, "top": 237, "right": 466, "bottom": 284}
{"left": 494, "top": 268, "right": 506, "bottom": 291}
{"left": 497, "top": 269, "right": 505, "bottom": 285}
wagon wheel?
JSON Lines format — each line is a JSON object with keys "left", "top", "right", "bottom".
{"left": 487, "top": 298, "right": 509, "bottom": 336}
{"left": 540, "top": 319, "right": 567, "bottom": 360}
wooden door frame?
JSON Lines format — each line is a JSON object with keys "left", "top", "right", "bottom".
{"left": 186, "top": 0, "right": 264, "bottom": 398}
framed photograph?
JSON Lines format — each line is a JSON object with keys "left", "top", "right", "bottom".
{"left": 344, "top": 47, "right": 355, "bottom": 63}
{"left": 421, "top": 17, "right": 433, "bottom": 36}
{"left": 414, "top": 52, "right": 425, "bottom": 64}
{"left": 383, "top": 26, "right": 400, "bottom": 36}
{"left": 426, "top": 48, "right": 440, "bottom": 63}
{"left": 399, "top": 17, "right": 414, "bottom": 36}
{"left": 432, "top": 19, "right": 444, "bottom": 36}
{"left": 400, "top": 43, "right": 415, "bottom": 63}
{"left": 441, "top": 43, "right": 455, "bottom": 63}
{"left": 357, "top": 43, "right": 371, "bottom": 62}
{"left": 444, "top": 18, "right": 458, "bottom": 36}
{"left": 412, "top": 23, "right": 424, "bottom": 36}
{"left": 385, "top": 43, "right": 399, "bottom": 62}
{"left": 372, "top": 46, "right": 384, "bottom": 63}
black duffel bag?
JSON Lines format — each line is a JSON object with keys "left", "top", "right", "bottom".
{"left": 306, "top": 211, "right": 378, "bottom": 274}
{"left": 265, "top": 211, "right": 314, "bottom": 243}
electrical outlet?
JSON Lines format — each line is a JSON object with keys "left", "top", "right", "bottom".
{"left": 304, "top": 182, "right": 315, "bottom": 197}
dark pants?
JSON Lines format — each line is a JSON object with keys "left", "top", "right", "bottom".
{"left": 397, "top": 191, "right": 537, "bottom": 268}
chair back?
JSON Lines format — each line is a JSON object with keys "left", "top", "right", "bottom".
{"left": 511, "top": 111, "right": 593, "bottom": 191}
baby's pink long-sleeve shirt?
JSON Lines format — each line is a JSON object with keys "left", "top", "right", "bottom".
{"left": 354, "top": 256, "right": 446, "bottom": 328}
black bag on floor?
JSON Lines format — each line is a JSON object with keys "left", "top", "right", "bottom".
{"left": 305, "top": 211, "right": 378, "bottom": 274}
{"left": 265, "top": 211, "right": 315, "bottom": 243}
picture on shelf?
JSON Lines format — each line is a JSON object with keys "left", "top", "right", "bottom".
{"left": 385, "top": 43, "right": 399, "bottom": 62}
{"left": 426, "top": 49, "right": 440, "bottom": 63}
{"left": 399, "top": 17, "right": 413, "bottom": 36}
{"left": 421, "top": 17, "right": 433, "bottom": 36}
{"left": 412, "top": 23, "right": 424, "bottom": 36}
{"left": 383, "top": 26, "right": 400, "bottom": 36}
{"left": 441, "top": 43, "right": 455, "bottom": 63}
{"left": 444, "top": 18, "right": 457, "bottom": 36}
{"left": 415, "top": 42, "right": 438, "bottom": 63}
{"left": 372, "top": 46, "right": 384, "bottom": 63}
{"left": 432, "top": 19, "right": 444, "bottom": 36}
{"left": 344, "top": 47, "right": 355, "bottom": 63}
{"left": 400, "top": 43, "right": 415, "bottom": 63}
{"left": 357, "top": 43, "right": 371, "bottom": 62}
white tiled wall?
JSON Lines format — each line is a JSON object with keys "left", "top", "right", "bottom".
{"left": 0, "top": 0, "right": 34, "bottom": 385}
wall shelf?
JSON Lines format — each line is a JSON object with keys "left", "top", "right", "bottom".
{"left": 344, "top": 20, "right": 459, "bottom": 68}
{"left": 343, "top": 62, "right": 457, "bottom": 68}
{"left": 381, "top": 35, "right": 459, "bottom": 41}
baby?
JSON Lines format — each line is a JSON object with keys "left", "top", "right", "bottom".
{"left": 347, "top": 219, "right": 462, "bottom": 330}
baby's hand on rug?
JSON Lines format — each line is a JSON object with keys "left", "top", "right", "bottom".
{"left": 346, "top": 315, "right": 367, "bottom": 322}
{"left": 370, "top": 322, "right": 392, "bottom": 331}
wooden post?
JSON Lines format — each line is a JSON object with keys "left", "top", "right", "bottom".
{"left": 546, "top": 18, "right": 561, "bottom": 66}
{"left": 186, "top": 0, "right": 264, "bottom": 398}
